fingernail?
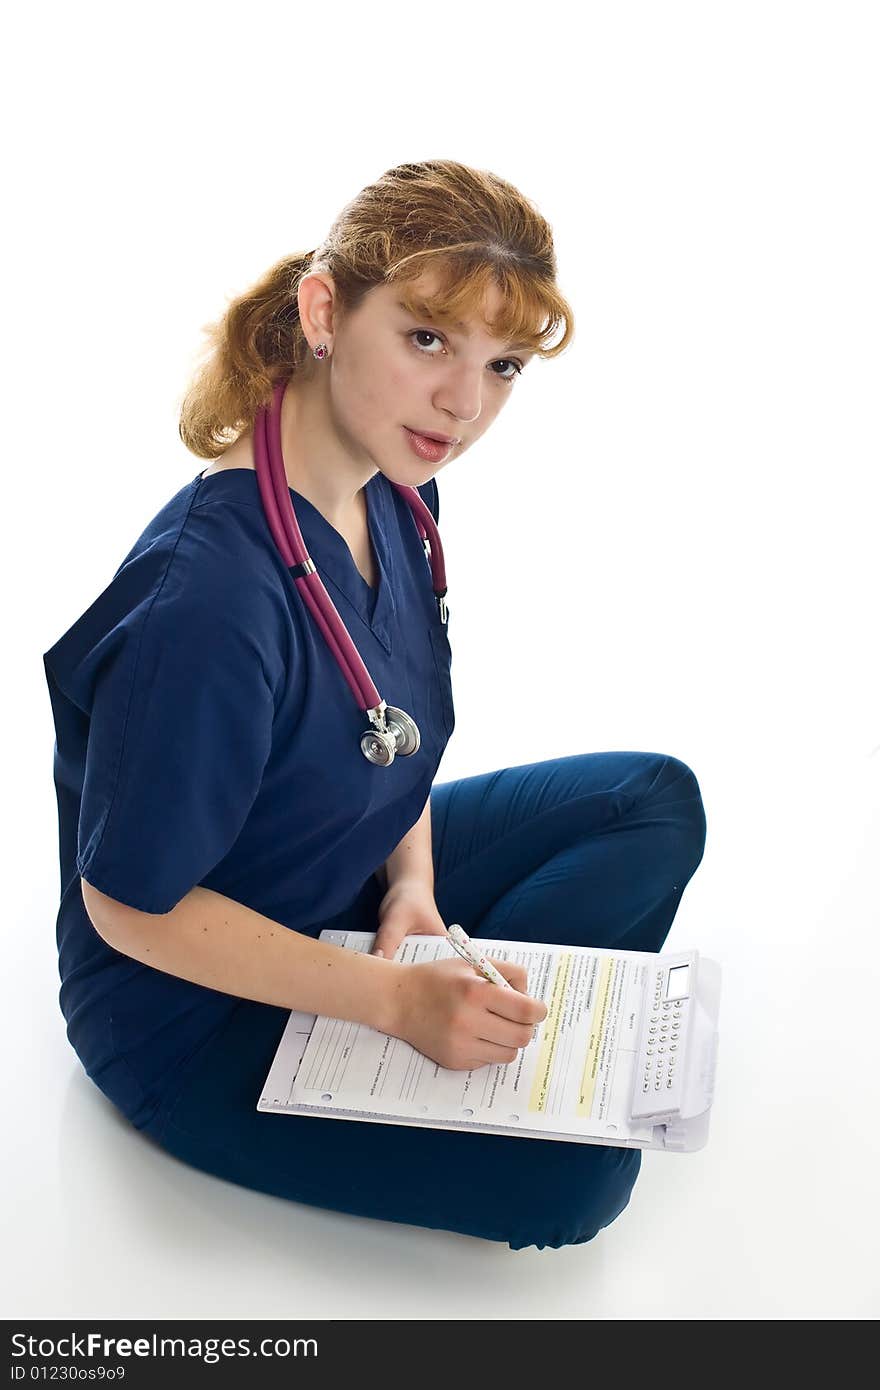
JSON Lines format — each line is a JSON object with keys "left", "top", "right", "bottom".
{"left": 374, "top": 949, "right": 384, "bottom": 958}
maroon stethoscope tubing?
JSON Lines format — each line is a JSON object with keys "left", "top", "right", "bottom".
{"left": 253, "top": 378, "right": 448, "bottom": 715}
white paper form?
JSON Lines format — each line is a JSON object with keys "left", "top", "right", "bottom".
{"left": 257, "top": 932, "right": 660, "bottom": 1146}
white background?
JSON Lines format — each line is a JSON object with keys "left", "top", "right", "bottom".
{"left": 5, "top": 0, "right": 878, "bottom": 1321}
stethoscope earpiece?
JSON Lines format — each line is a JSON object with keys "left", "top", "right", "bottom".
{"left": 360, "top": 705, "right": 421, "bottom": 766}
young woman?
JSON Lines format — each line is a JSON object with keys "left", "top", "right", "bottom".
{"left": 43, "top": 158, "right": 706, "bottom": 1251}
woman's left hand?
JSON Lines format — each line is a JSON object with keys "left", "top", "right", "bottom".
{"left": 370, "top": 878, "right": 449, "bottom": 959}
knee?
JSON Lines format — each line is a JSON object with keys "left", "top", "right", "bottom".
{"left": 649, "top": 754, "right": 707, "bottom": 875}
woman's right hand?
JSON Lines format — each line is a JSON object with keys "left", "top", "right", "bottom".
{"left": 386, "top": 956, "right": 548, "bottom": 1071}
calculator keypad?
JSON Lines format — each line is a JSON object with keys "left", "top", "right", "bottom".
{"left": 633, "top": 964, "right": 691, "bottom": 1119}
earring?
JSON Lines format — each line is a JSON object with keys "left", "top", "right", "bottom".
{"left": 313, "top": 343, "right": 329, "bottom": 360}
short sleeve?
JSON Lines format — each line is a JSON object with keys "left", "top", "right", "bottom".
{"left": 75, "top": 575, "right": 278, "bottom": 915}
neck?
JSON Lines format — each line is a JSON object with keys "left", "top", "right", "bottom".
{"left": 277, "top": 374, "right": 378, "bottom": 529}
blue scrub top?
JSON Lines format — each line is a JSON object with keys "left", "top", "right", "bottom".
{"left": 42, "top": 466, "right": 454, "bottom": 1131}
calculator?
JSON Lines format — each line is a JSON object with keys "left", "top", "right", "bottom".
{"left": 630, "top": 950, "right": 720, "bottom": 1128}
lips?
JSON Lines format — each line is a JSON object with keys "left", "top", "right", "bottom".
{"left": 403, "top": 427, "right": 455, "bottom": 462}
{"left": 409, "top": 429, "right": 458, "bottom": 444}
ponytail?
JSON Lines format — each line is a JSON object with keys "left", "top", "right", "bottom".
{"left": 178, "top": 249, "right": 317, "bottom": 460}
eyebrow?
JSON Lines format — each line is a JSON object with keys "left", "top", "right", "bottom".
{"left": 397, "top": 300, "right": 534, "bottom": 355}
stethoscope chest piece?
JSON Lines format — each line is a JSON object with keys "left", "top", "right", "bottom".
{"left": 360, "top": 705, "right": 421, "bottom": 765}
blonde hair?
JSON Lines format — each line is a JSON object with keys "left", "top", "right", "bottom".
{"left": 179, "top": 158, "right": 575, "bottom": 460}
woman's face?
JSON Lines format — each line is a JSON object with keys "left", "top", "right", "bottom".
{"left": 306, "top": 269, "right": 535, "bottom": 487}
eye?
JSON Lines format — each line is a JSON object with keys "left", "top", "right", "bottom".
{"left": 408, "top": 329, "right": 523, "bottom": 383}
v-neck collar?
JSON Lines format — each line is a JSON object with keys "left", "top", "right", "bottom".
{"left": 291, "top": 471, "right": 395, "bottom": 650}
{"left": 193, "top": 467, "right": 396, "bottom": 652}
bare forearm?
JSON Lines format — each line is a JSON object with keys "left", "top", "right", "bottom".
{"left": 85, "top": 884, "right": 406, "bottom": 1032}
{"left": 382, "top": 794, "right": 435, "bottom": 889}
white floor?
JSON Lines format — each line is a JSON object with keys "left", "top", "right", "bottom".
{"left": 7, "top": 744, "right": 878, "bottom": 1321}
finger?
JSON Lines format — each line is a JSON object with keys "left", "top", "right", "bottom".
{"left": 470, "top": 1042, "right": 520, "bottom": 1066}
{"left": 486, "top": 957, "right": 529, "bottom": 991}
{"left": 476, "top": 1018, "right": 537, "bottom": 1050}
{"left": 483, "top": 980, "right": 548, "bottom": 1027}
{"left": 371, "top": 927, "right": 404, "bottom": 958}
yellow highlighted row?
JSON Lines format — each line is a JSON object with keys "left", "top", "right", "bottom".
{"left": 578, "top": 956, "right": 612, "bottom": 1117}
{"left": 528, "top": 953, "right": 572, "bottom": 1113}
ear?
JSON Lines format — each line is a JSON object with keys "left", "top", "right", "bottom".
{"left": 297, "top": 272, "right": 339, "bottom": 352}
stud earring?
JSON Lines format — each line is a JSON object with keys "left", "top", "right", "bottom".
{"left": 313, "top": 343, "right": 329, "bottom": 360}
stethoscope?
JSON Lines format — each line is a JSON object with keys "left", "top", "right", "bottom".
{"left": 253, "top": 378, "right": 449, "bottom": 767}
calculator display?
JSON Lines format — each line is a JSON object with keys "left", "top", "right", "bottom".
{"left": 666, "top": 964, "right": 690, "bottom": 1000}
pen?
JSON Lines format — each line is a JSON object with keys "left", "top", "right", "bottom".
{"left": 445, "top": 923, "right": 512, "bottom": 989}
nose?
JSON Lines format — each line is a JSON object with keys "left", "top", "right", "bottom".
{"left": 433, "top": 364, "right": 485, "bottom": 428}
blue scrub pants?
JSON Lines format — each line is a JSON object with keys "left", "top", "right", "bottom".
{"left": 139, "top": 751, "right": 707, "bottom": 1250}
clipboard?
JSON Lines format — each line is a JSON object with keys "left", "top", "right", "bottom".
{"left": 257, "top": 931, "right": 721, "bottom": 1152}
